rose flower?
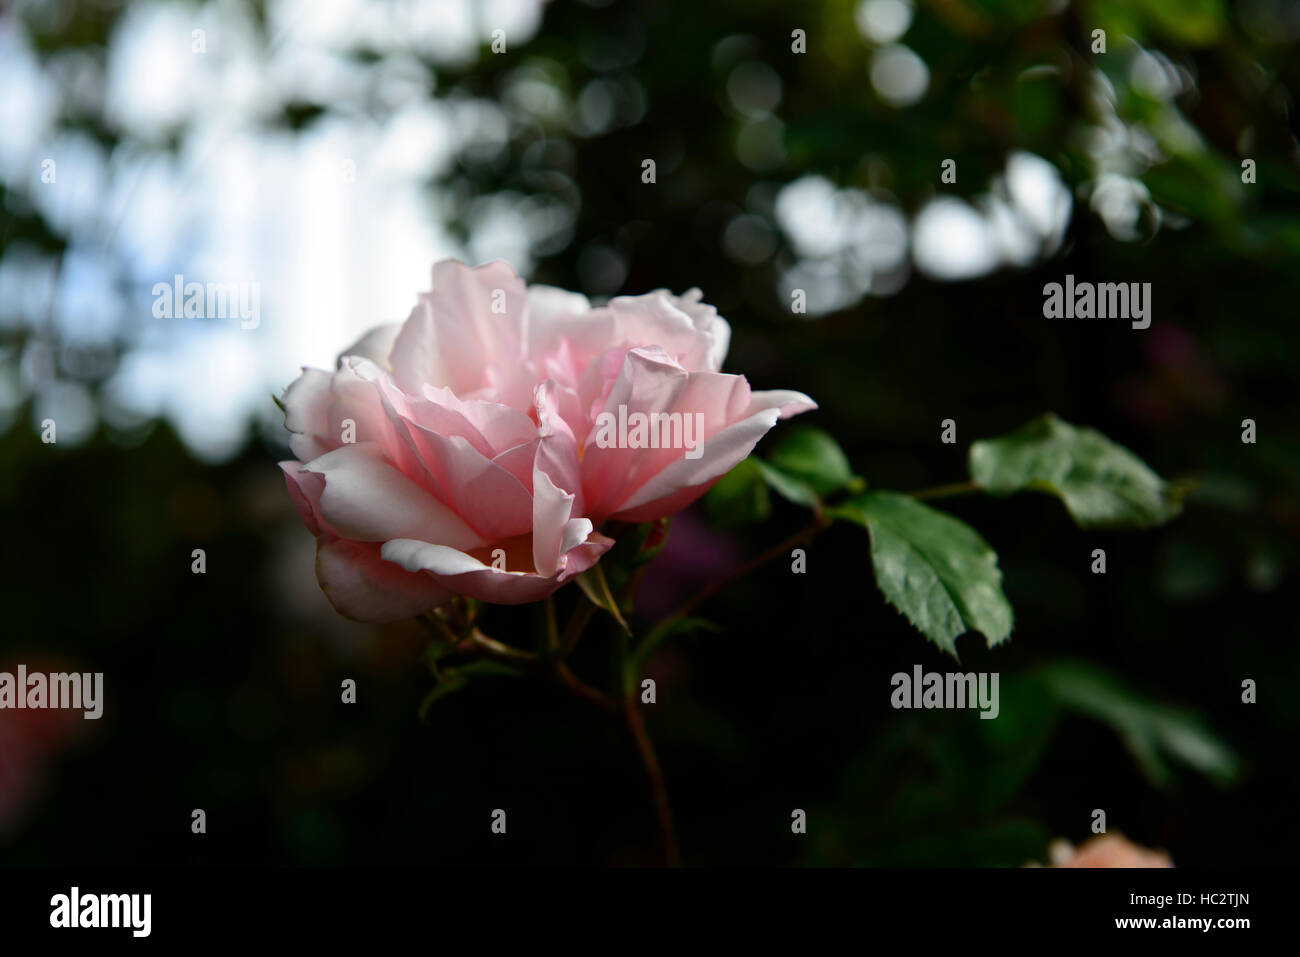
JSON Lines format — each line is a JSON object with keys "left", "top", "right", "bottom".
{"left": 280, "top": 260, "right": 814, "bottom": 621}
{"left": 1048, "top": 833, "right": 1173, "bottom": 868}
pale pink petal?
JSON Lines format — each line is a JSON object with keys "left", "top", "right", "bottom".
{"left": 492, "top": 441, "right": 539, "bottom": 491}
{"left": 343, "top": 360, "right": 434, "bottom": 483}
{"left": 382, "top": 381, "right": 494, "bottom": 459}
{"left": 280, "top": 460, "right": 327, "bottom": 536}
{"left": 382, "top": 533, "right": 613, "bottom": 604}
{"left": 608, "top": 406, "right": 785, "bottom": 521}
{"left": 387, "top": 296, "right": 443, "bottom": 392}
{"left": 562, "top": 534, "right": 614, "bottom": 572}
{"left": 389, "top": 260, "right": 528, "bottom": 398}
{"left": 579, "top": 347, "right": 692, "bottom": 517}
{"left": 532, "top": 470, "right": 576, "bottom": 578}
{"left": 316, "top": 538, "right": 451, "bottom": 622}
{"left": 324, "top": 359, "right": 406, "bottom": 454}
{"left": 281, "top": 367, "right": 333, "bottom": 462}
{"left": 538, "top": 368, "right": 589, "bottom": 441}
{"left": 605, "top": 291, "right": 729, "bottom": 372}
{"left": 302, "top": 443, "right": 486, "bottom": 550}
{"left": 748, "top": 388, "right": 819, "bottom": 419}
{"left": 399, "top": 425, "right": 534, "bottom": 540}
{"left": 581, "top": 365, "right": 817, "bottom": 521}
{"left": 523, "top": 285, "right": 607, "bottom": 365}
{"left": 380, "top": 541, "right": 562, "bottom": 604}
{"left": 534, "top": 380, "right": 584, "bottom": 509}
{"left": 526, "top": 289, "right": 729, "bottom": 381}
{"left": 338, "top": 323, "right": 401, "bottom": 369}
{"left": 666, "top": 288, "right": 730, "bottom": 372}
{"left": 522, "top": 285, "right": 593, "bottom": 373}
{"left": 421, "top": 385, "right": 537, "bottom": 454}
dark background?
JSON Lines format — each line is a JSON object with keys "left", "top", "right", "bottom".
{"left": 2, "top": 0, "right": 1298, "bottom": 866}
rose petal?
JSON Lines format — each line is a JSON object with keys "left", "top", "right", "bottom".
{"left": 303, "top": 443, "right": 486, "bottom": 550}
{"left": 532, "top": 470, "right": 576, "bottom": 578}
{"left": 749, "top": 388, "right": 819, "bottom": 420}
{"left": 522, "top": 284, "right": 592, "bottom": 358}
{"left": 534, "top": 379, "right": 584, "bottom": 509}
{"left": 338, "top": 323, "right": 401, "bottom": 370}
{"left": 381, "top": 541, "right": 554, "bottom": 604}
{"left": 609, "top": 406, "right": 785, "bottom": 521}
{"left": 399, "top": 425, "right": 534, "bottom": 540}
{"left": 420, "top": 384, "right": 537, "bottom": 454}
{"left": 382, "top": 531, "right": 613, "bottom": 604}
{"left": 281, "top": 367, "right": 333, "bottom": 462}
{"left": 389, "top": 260, "right": 529, "bottom": 399}
{"left": 280, "top": 460, "right": 327, "bottom": 536}
{"left": 316, "top": 538, "right": 451, "bottom": 622}
{"left": 606, "top": 290, "right": 729, "bottom": 372}
{"left": 579, "top": 347, "right": 692, "bottom": 517}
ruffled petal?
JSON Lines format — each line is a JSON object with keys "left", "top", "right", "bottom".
{"left": 381, "top": 532, "right": 613, "bottom": 605}
{"left": 398, "top": 425, "right": 534, "bottom": 540}
{"left": 532, "top": 470, "right": 577, "bottom": 578}
{"left": 280, "top": 460, "right": 328, "bottom": 536}
{"left": 608, "top": 406, "right": 784, "bottom": 521}
{"left": 338, "top": 323, "right": 401, "bottom": 370}
{"left": 389, "top": 259, "right": 529, "bottom": 399}
{"left": 316, "top": 538, "right": 451, "bottom": 622}
{"left": 302, "top": 443, "right": 486, "bottom": 550}
{"left": 281, "top": 367, "right": 333, "bottom": 462}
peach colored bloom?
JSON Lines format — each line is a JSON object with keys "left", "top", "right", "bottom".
{"left": 280, "top": 260, "right": 814, "bottom": 621}
{"left": 1050, "top": 833, "right": 1173, "bottom": 868}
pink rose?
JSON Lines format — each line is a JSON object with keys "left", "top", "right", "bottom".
{"left": 1048, "top": 834, "right": 1173, "bottom": 868}
{"left": 279, "top": 260, "right": 815, "bottom": 622}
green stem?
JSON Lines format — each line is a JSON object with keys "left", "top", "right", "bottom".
{"left": 543, "top": 596, "right": 559, "bottom": 653}
{"left": 625, "top": 692, "right": 679, "bottom": 867}
{"left": 553, "top": 661, "right": 616, "bottom": 714}
{"left": 424, "top": 616, "right": 616, "bottom": 711}
{"left": 418, "top": 609, "right": 459, "bottom": 643}
{"left": 422, "top": 608, "right": 670, "bottom": 862}
{"left": 462, "top": 629, "right": 540, "bottom": 668}
{"left": 558, "top": 594, "right": 598, "bottom": 657}
{"left": 472, "top": 629, "right": 618, "bottom": 712}
{"left": 906, "top": 480, "right": 980, "bottom": 501}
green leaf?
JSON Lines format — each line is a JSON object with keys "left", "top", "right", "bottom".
{"left": 1136, "top": 0, "right": 1226, "bottom": 46}
{"left": 458, "top": 660, "right": 522, "bottom": 679}
{"left": 418, "top": 660, "right": 520, "bottom": 720}
{"left": 575, "top": 563, "right": 631, "bottom": 634}
{"left": 832, "top": 491, "right": 1013, "bottom": 657}
{"left": 1036, "top": 659, "right": 1239, "bottom": 787}
{"left": 766, "top": 425, "right": 855, "bottom": 496}
{"left": 641, "top": 615, "right": 721, "bottom": 650}
{"left": 968, "top": 413, "right": 1184, "bottom": 528}
{"left": 418, "top": 672, "right": 469, "bottom": 718}
{"left": 753, "top": 458, "right": 821, "bottom": 509}
{"left": 705, "top": 457, "right": 771, "bottom": 527}
{"left": 423, "top": 639, "right": 456, "bottom": 672}
{"left": 631, "top": 616, "right": 721, "bottom": 675}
